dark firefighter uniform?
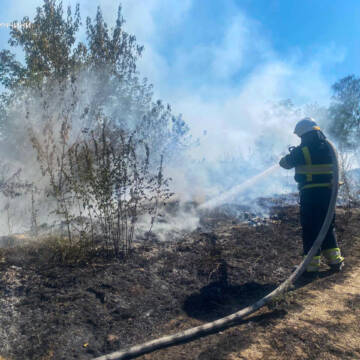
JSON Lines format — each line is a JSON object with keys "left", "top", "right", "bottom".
{"left": 279, "top": 129, "right": 344, "bottom": 273}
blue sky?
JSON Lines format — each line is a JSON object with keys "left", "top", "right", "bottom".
{"left": 238, "top": 0, "right": 359, "bottom": 83}
{"left": 1, "top": 0, "right": 359, "bottom": 159}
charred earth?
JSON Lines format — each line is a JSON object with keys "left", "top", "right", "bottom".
{"left": 0, "top": 198, "right": 359, "bottom": 360}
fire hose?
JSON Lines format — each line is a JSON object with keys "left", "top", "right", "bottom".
{"left": 93, "top": 139, "right": 339, "bottom": 360}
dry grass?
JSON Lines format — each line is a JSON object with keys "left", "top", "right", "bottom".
{"left": 0, "top": 204, "right": 359, "bottom": 359}
{"left": 228, "top": 264, "right": 360, "bottom": 360}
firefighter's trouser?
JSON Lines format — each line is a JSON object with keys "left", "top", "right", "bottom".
{"left": 300, "top": 187, "right": 344, "bottom": 272}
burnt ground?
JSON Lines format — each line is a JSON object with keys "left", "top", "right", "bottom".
{"left": 0, "top": 202, "right": 359, "bottom": 360}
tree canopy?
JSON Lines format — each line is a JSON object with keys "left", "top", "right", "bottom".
{"left": 328, "top": 75, "right": 360, "bottom": 149}
{"left": 0, "top": 0, "right": 143, "bottom": 88}
{"left": 0, "top": 0, "right": 188, "bottom": 253}
{"left": 0, "top": 0, "right": 189, "bottom": 161}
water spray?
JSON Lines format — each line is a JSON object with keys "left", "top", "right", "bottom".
{"left": 199, "top": 163, "right": 280, "bottom": 210}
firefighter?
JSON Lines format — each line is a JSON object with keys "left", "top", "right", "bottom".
{"left": 279, "top": 117, "right": 344, "bottom": 277}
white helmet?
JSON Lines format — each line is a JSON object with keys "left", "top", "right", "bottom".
{"left": 294, "top": 117, "right": 320, "bottom": 137}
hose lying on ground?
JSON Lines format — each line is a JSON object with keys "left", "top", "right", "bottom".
{"left": 93, "top": 140, "right": 339, "bottom": 360}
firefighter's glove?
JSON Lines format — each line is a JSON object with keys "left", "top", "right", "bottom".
{"left": 279, "top": 155, "right": 293, "bottom": 169}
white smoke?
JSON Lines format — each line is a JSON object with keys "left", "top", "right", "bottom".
{"left": 130, "top": 3, "right": 340, "bottom": 209}
{"left": 0, "top": 1, "right": 347, "bottom": 238}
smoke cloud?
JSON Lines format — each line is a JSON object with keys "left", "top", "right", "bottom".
{"left": 0, "top": 1, "right": 347, "bottom": 238}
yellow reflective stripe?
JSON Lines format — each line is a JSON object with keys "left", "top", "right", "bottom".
{"left": 306, "top": 255, "right": 321, "bottom": 272}
{"left": 326, "top": 255, "right": 344, "bottom": 265}
{"left": 295, "top": 164, "right": 333, "bottom": 174}
{"left": 301, "top": 183, "right": 331, "bottom": 190}
{"left": 296, "top": 170, "right": 333, "bottom": 175}
{"left": 322, "top": 248, "right": 340, "bottom": 256}
{"left": 302, "top": 147, "right": 312, "bottom": 164}
{"left": 323, "top": 248, "right": 340, "bottom": 253}
{"left": 301, "top": 146, "right": 312, "bottom": 181}
{"left": 322, "top": 248, "right": 344, "bottom": 265}
{"left": 309, "top": 164, "right": 332, "bottom": 168}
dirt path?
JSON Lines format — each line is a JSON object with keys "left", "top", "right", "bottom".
{"left": 142, "top": 262, "right": 360, "bottom": 360}
{"left": 229, "top": 266, "right": 360, "bottom": 360}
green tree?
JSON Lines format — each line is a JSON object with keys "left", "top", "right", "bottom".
{"left": 0, "top": 0, "right": 188, "bottom": 252}
{"left": 328, "top": 75, "right": 360, "bottom": 149}
{"left": 0, "top": 1, "right": 83, "bottom": 88}
{"left": 0, "top": 0, "right": 189, "bottom": 160}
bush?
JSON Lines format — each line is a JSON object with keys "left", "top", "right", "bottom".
{"left": 0, "top": 0, "right": 187, "bottom": 258}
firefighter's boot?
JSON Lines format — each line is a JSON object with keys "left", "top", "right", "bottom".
{"left": 322, "top": 248, "right": 344, "bottom": 272}
{"left": 302, "top": 255, "right": 321, "bottom": 278}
